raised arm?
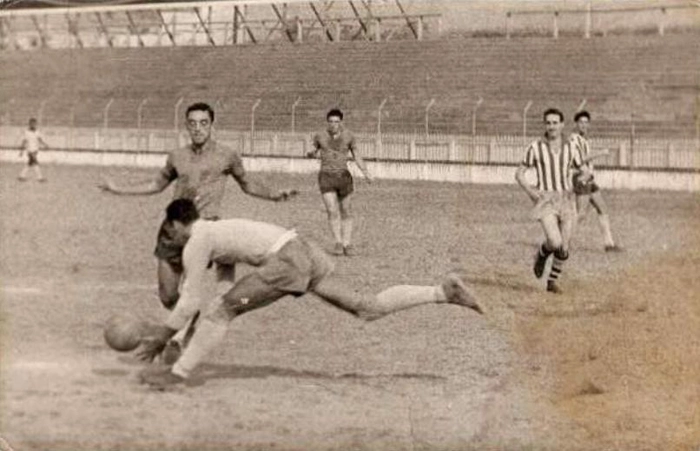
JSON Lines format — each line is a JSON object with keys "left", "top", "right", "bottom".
{"left": 229, "top": 152, "right": 297, "bottom": 202}
{"left": 234, "top": 171, "right": 298, "bottom": 202}
{"left": 99, "top": 157, "right": 174, "bottom": 195}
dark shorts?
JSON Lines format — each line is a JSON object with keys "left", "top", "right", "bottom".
{"left": 318, "top": 170, "right": 354, "bottom": 198}
{"left": 573, "top": 175, "right": 600, "bottom": 195}
{"left": 154, "top": 216, "right": 219, "bottom": 267}
{"left": 257, "top": 237, "right": 334, "bottom": 295}
{"left": 27, "top": 152, "right": 39, "bottom": 166}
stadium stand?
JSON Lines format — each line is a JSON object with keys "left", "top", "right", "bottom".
{"left": 0, "top": 32, "right": 697, "bottom": 137}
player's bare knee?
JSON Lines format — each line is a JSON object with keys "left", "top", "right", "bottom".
{"left": 546, "top": 237, "right": 563, "bottom": 250}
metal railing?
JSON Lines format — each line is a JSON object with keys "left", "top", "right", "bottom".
{"left": 1, "top": 125, "right": 697, "bottom": 172}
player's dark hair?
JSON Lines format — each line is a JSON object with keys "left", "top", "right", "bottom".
{"left": 543, "top": 108, "right": 564, "bottom": 122}
{"left": 574, "top": 111, "right": 591, "bottom": 122}
{"left": 186, "top": 102, "right": 215, "bottom": 123}
{"left": 166, "top": 199, "right": 200, "bottom": 225}
{"left": 327, "top": 108, "right": 343, "bottom": 121}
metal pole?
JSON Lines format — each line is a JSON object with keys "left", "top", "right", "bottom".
{"left": 291, "top": 96, "right": 301, "bottom": 133}
{"left": 576, "top": 98, "right": 587, "bottom": 112}
{"left": 251, "top": 98, "right": 261, "bottom": 152}
{"left": 377, "top": 98, "right": 387, "bottom": 137}
{"left": 137, "top": 97, "right": 148, "bottom": 129}
{"left": 174, "top": 96, "right": 184, "bottom": 131}
{"left": 103, "top": 97, "right": 114, "bottom": 129}
{"left": 472, "top": 96, "right": 483, "bottom": 137}
{"left": 584, "top": 0, "right": 592, "bottom": 39}
{"left": 425, "top": 98, "right": 435, "bottom": 136}
{"left": 523, "top": 100, "right": 533, "bottom": 141}
{"left": 505, "top": 12, "right": 511, "bottom": 39}
{"left": 630, "top": 112, "right": 635, "bottom": 163}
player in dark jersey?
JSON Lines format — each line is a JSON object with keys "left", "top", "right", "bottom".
{"left": 100, "top": 103, "right": 298, "bottom": 351}
{"left": 306, "top": 109, "right": 372, "bottom": 256}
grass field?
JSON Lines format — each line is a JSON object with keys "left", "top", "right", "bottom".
{"left": 1, "top": 163, "right": 699, "bottom": 451}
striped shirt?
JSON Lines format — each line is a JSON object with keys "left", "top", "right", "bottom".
{"left": 522, "top": 135, "right": 583, "bottom": 192}
{"left": 570, "top": 132, "right": 593, "bottom": 172}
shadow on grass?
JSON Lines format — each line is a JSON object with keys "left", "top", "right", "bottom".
{"left": 467, "top": 275, "right": 540, "bottom": 294}
{"left": 188, "top": 363, "right": 446, "bottom": 387}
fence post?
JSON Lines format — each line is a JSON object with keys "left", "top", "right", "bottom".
{"left": 291, "top": 96, "right": 301, "bottom": 133}
{"left": 250, "top": 98, "right": 261, "bottom": 153}
{"left": 584, "top": 0, "right": 592, "bottom": 38}
{"left": 630, "top": 113, "right": 636, "bottom": 165}
{"left": 174, "top": 96, "right": 184, "bottom": 131}
{"left": 658, "top": 7, "right": 666, "bottom": 36}
{"left": 488, "top": 138, "right": 496, "bottom": 164}
{"left": 424, "top": 98, "right": 435, "bottom": 136}
{"left": 377, "top": 98, "right": 387, "bottom": 137}
{"left": 619, "top": 141, "right": 627, "bottom": 167}
{"left": 103, "top": 97, "right": 114, "bottom": 129}
{"left": 523, "top": 100, "right": 533, "bottom": 143}
{"left": 505, "top": 12, "right": 511, "bottom": 39}
{"left": 553, "top": 11, "right": 559, "bottom": 39}
{"left": 137, "top": 97, "right": 148, "bottom": 129}
{"left": 577, "top": 98, "right": 587, "bottom": 112}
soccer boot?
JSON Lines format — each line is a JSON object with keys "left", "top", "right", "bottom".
{"left": 160, "top": 340, "right": 182, "bottom": 365}
{"left": 442, "top": 273, "right": 483, "bottom": 314}
{"left": 604, "top": 245, "right": 623, "bottom": 253}
{"left": 546, "top": 280, "right": 562, "bottom": 294}
{"left": 533, "top": 249, "right": 550, "bottom": 279}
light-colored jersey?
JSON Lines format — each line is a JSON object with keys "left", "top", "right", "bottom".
{"left": 159, "top": 139, "right": 245, "bottom": 219}
{"left": 522, "top": 135, "right": 583, "bottom": 192}
{"left": 570, "top": 132, "right": 593, "bottom": 172}
{"left": 23, "top": 129, "right": 42, "bottom": 152}
{"left": 165, "top": 219, "right": 297, "bottom": 330}
{"left": 312, "top": 129, "right": 357, "bottom": 173}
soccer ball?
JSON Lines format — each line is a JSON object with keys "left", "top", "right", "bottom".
{"left": 103, "top": 314, "right": 148, "bottom": 352}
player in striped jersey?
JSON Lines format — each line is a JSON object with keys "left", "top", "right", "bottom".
{"left": 570, "top": 111, "right": 621, "bottom": 252}
{"left": 515, "top": 108, "right": 583, "bottom": 294}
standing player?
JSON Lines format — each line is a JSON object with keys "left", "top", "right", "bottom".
{"left": 137, "top": 199, "right": 483, "bottom": 388}
{"left": 306, "top": 109, "right": 372, "bottom": 256}
{"left": 18, "top": 117, "right": 49, "bottom": 182}
{"left": 515, "top": 108, "right": 584, "bottom": 294}
{"left": 100, "top": 102, "right": 298, "bottom": 350}
{"left": 570, "top": 111, "right": 621, "bottom": 252}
